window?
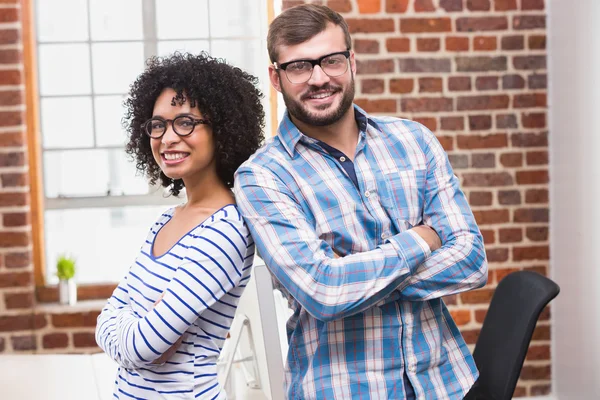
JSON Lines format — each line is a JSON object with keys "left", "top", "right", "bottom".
{"left": 34, "top": 0, "right": 272, "bottom": 284}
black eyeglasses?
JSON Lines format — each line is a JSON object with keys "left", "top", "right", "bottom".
{"left": 143, "top": 115, "right": 211, "bottom": 139}
{"left": 274, "top": 50, "right": 351, "bottom": 84}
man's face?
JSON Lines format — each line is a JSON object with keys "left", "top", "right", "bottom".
{"left": 269, "top": 24, "right": 356, "bottom": 127}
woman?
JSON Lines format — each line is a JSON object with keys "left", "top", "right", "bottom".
{"left": 95, "top": 52, "right": 265, "bottom": 399}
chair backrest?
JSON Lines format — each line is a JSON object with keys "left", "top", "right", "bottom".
{"left": 472, "top": 271, "right": 560, "bottom": 400}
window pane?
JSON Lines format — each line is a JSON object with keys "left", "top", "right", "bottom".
{"left": 157, "top": 40, "right": 210, "bottom": 57}
{"left": 89, "top": 0, "right": 143, "bottom": 41}
{"left": 95, "top": 95, "right": 128, "bottom": 147}
{"left": 41, "top": 97, "right": 94, "bottom": 149}
{"left": 36, "top": 0, "right": 88, "bottom": 42}
{"left": 44, "top": 149, "right": 149, "bottom": 198}
{"left": 38, "top": 44, "right": 91, "bottom": 96}
{"left": 45, "top": 205, "right": 170, "bottom": 283}
{"left": 155, "top": 0, "right": 209, "bottom": 39}
{"left": 92, "top": 42, "right": 144, "bottom": 94}
{"left": 210, "top": 39, "right": 264, "bottom": 77}
{"left": 209, "top": 0, "right": 261, "bottom": 38}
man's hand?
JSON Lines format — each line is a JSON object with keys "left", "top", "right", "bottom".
{"left": 411, "top": 225, "right": 442, "bottom": 252}
{"left": 151, "top": 293, "right": 184, "bottom": 364}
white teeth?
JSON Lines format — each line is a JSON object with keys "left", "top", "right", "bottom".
{"left": 163, "top": 153, "right": 188, "bottom": 160}
{"left": 310, "top": 92, "right": 333, "bottom": 99}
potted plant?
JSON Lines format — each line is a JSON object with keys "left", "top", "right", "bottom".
{"left": 56, "top": 254, "right": 77, "bottom": 305}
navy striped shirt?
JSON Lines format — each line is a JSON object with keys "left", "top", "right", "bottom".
{"left": 96, "top": 204, "right": 254, "bottom": 399}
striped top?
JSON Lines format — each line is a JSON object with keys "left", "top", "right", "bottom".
{"left": 233, "top": 105, "right": 488, "bottom": 400}
{"left": 96, "top": 204, "right": 254, "bottom": 399}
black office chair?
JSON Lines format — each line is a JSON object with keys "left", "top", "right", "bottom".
{"left": 464, "top": 270, "right": 560, "bottom": 400}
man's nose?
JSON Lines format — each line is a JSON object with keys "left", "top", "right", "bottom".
{"left": 307, "top": 65, "right": 331, "bottom": 87}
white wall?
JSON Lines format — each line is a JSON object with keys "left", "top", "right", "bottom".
{"left": 548, "top": 0, "right": 600, "bottom": 398}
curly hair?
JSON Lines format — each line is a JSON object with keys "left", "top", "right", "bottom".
{"left": 124, "top": 52, "right": 265, "bottom": 196}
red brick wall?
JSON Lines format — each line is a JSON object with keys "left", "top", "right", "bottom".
{"left": 282, "top": 0, "right": 550, "bottom": 397}
{"left": 0, "top": 2, "right": 101, "bottom": 355}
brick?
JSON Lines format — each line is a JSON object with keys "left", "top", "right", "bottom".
{"left": 463, "top": 172, "right": 513, "bottom": 187}
{"left": 486, "top": 247, "right": 510, "bottom": 262}
{"left": 526, "top": 227, "right": 549, "bottom": 241}
{"left": 476, "top": 76, "right": 498, "bottom": 91}
{"left": 282, "top": 0, "right": 303, "bottom": 9}
{"left": 0, "top": 90, "right": 22, "bottom": 106}
{"left": 0, "top": 70, "right": 21, "bottom": 86}
{"left": 474, "top": 36, "right": 496, "bottom": 51}
{"left": 0, "top": 49, "right": 20, "bottom": 64}
{"left": 0, "top": 29, "right": 18, "bottom": 45}
{"left": 449, "top": 154, "right": 468, "bottom": 169}
{"left": 347, "top": 18, "right": 395, "bottom": 33}
{"left": 357, "top": 0, "right": 381, "bottom": 13}
{"left": 0, "top": 131, "right": 25, "bottom": 147}
{"left": 514, "top": 208, "right": 549, "bottom": 223}
{"left": 11, "top": 335, "right": 37, "bottom": 351}
{"left": 401, "top": 97, "right": 453, "bottom": 112}
{"left": 457, "top": 95, "right": 509, "bottom": 110}
{"left": 0, "top": 337, "right": 4, "bottom": 352}
{"left": 400, "top": 18, "right": 452, "bottom": 33}
{"left": 514, "top": 15, "right": 546, "bottom": 30}
{"left": 529, "top": 35, "right": 546, "bottom": 50}
{"left": 385, "top": 0, "right": 409, "bottom": 13}
{"left": 457, "top": 133, "right": 508, "bottom": 149}
{"left": 496, "top": 114, "right": 518, "bottom": 129}
{"left": 456, "top": 17, "right": 508, "bottom": 32}
{"left": 480, "top": 229, "right": 495, "bottom": 244}
{"left": 73, "top": 332, "right": 97, "bottom": 348}
{"left": 418, "top": 77, "right": 443, "bottom": 92}
{"left": 361, "top": 79, "right": 384, "bottom": 94}
{"left": 532, "top": 324, "right": 550, "bottom": 340}
{"left": 520, "top": 365, "right": 551, "bottom": 380}
{"left": 354, "top": 99, "right": 397, "bottom": 113}
{"left": 440, "top": 0, "right": 463, "bottom": 12}
{"left": 522, "top": 0, "right": 545, "bottom": 10}
{"left": 437, "top": 136, "right": 454, "bottom": 151}
{"left": 516, "top": 169, "right": 548, "bottom": 184}
{"left": 0, "top": 111, "right": 22, "bottom": 128}
{"left": 531, "top": 384, "right": 552, "bottom": 396}
{"left": 499, "top": 228, "right": 523, "bottom": 243}
{"left": 526, "top": 189, "right": 548, "bottom": 204}
{"left": 444, "top": 294, "right": 458, "bottom": 306}
{"left": 417, "top": 38, "right": 440, "bottom": 52}
{"left": 513, "top": 93, "right": 547, "bottom": 108}
{"left": 441, "top": 116, "right": 464, "bottom": 130}
{"left": 502, "top": 74, "right": 526, "bottom": 90}
{"left": 5, "top": 252, "right": 30, "bottom": 268}
{"left": 513, "top": 387, "right": 527, "bottom": 397}
{"left": 413, "top": 117, "right": 437, "bottom": 131}
{"left": 495, "top": 267, "right": 521, "bottom": 283}
{"left": 472, "top": 153, "right": 495, "bottom": 168}
{"left": 501, "top": 35, "right": 524, "bottom": 50}
{"left": 328, "top": 0, "right": 352, "bottom": 12}
{"left": 461, "top": 288, "right": 494, "bottom": 304}
{"left": 462, "top": 329, "right": 480, "bottom": 345}
{"left": 3, "top": 212, "right": 29, "bottom": 227}
{"left": 470, "top": 191, "right": 493, "bottom": 206}
{"left": 495, "top": 0, "right": 517, "bottom": 11}
{"left": 514, "top": 55, "right": 546, "bottom": 70}
{"left": 43, "top": 333, "right": 69, "bottom": 349}
{"left": 469, "top": 115, "right": 492, "bottom": 130}
{"left": 398, "top": 58, "right": 451, "bottom": 73}
{"left": 0, "top": 191, "right": 28, "bottom": 207}
{"left": 448, "top": 76, "right": 471, "bottom": 91}
{"left": 498, "top": 190, "right": 521, "bottom": 205}
{"left": 51, "top": 311, "right": 100, "bottom": 328}
{"left": 456, "top": 56, "right": 507, "bottom": 72}
{"left": 528, "top": 73, "right": 547, "bottom": 89}
{"left": 500, "top": 152, "right": 523, "bottom": 167}
{"left": 4, "top": 291, "right": 34, "bottom": 309}
{"left": 414, "top": 0, "right": 435, "bottom": 11}
{"left": 0, "top": 232, "right": 29, "bottom": 247}
{"left": 526, "top": 150, "right": 548, "bottom": 165}
{"left": 389, "top": 78, "right": 414, "bottom": 94}
{"left": 354, "top": 39, "right": 379, "bottom": 54}
{"left": 511, "top": 132, "right": 548, "bottom": 147}
{"left": 475, "top": 309, "right": 487, "bottom": 323}
{"left": 446, "top": 36, "right": 469, "bottom": 51}
{"left": 0, "top": 152, "right": 25, "bottom": 168}
{"left": 386, "top": 38, "right": 410, "bottom": 52}
{"left": 0, "top": 314, "right": 46, "bottom": 332}
{"left": 0, "top": 271, "right": 32, "bottom": 288}
{"left": 513, "top": 245, "right": 549, "bottom": 261}
{"left": 450, "top": 309, "right": 471, "bottom": 326}
{"left": 356, "top": 59, "right": 394, "bottom": 74}
{"left": 522, "top": 112, "right": 546, "bottom": 128}
{"left": 468, "top": 0, "right": 491, "bottom": 11}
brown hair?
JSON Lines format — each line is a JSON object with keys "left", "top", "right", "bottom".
{"left": 267, "top": 4, "right": 352, "bottom": 63}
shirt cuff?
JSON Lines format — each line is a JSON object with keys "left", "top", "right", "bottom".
{"left": 386, "top": 230, "right": 431, "bottom": 274}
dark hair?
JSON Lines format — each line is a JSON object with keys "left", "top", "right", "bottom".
{"left": 267, "top": 4, "right": 352, "bottom": 63}
{"left": 124, "top": 52, "right": 265, "bottom": 196}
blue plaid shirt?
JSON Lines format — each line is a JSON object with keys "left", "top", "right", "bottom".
{"left": 233, "top": 105, "right": 488, "bottom": 400}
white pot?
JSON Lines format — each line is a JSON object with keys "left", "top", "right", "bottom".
{"left": 58, "top": 279, "right": 77, "bottom": 305}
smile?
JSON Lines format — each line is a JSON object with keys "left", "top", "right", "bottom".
{"left": 161, "top": 152, "right": 190, "bottom": 164}
{"left": 308, "top": 91, "right": 335, "bottom": 100}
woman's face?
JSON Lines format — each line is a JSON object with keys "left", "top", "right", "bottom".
{"left": 149, "top": 88, "right": 216, "bottom": 184}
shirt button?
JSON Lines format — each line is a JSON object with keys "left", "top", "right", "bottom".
{"left": 364, "top": 190, "right": 371, "bottom": 198}
{"left": 381, "top": 232, "right": 389, "bottom": 239}
{"left": 409, "top": 364, "right": 416, "bottom": 373}
{"left": 339, "top": 156, "right": 346, "bottom": 162}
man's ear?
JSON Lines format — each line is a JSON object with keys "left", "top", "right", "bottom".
{"left": 349, "top": 51, "right": 356, "bottom": 76}
{"left": 269, "top": 65, "right": 282, "bottom": 93}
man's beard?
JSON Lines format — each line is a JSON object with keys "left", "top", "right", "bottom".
{"left": 281, "top": 77, "right": 355, "bottom": 127}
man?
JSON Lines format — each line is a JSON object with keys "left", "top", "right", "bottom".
{"left": 233, "top": 4, "right": 488, "bottom": 399}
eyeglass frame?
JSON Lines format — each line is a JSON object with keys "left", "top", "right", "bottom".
{"left": 273, "top": 50, "right": 351, "bottom": 84}
{"left": 142, "top": 115, "right": 211, "bottom": 139}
